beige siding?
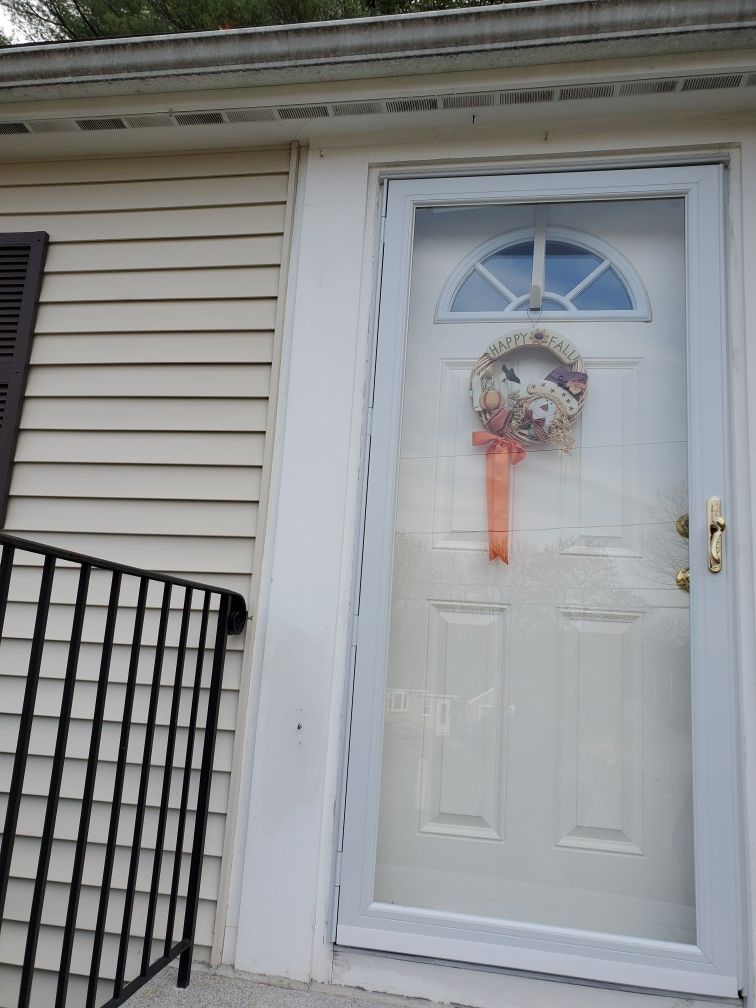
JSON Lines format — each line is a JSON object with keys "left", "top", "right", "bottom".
{"left": 0, "top": 147, "right": 291, "bottom": 1006}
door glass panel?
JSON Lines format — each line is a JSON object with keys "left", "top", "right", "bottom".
{"left": 373, "top": 198, "right": 694, "bottom": 945}
{"left": 573, "top": 265, "right": 634, "bottom": 310}
{"left": 482, "top": 243, "right": 533, "bottom": 295}
{"left": 452, "top": 271, "right": 510, "bottom": 312}
{"left": 544, "top": 240, "right": 603, "bottom": 295}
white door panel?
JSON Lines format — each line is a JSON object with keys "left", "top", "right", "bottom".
{"left": 338, "top": 167, "right": 740, "bottom": 996}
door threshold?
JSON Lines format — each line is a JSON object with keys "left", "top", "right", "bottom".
{"left": 332, "top": 947, "right": 742, "bottom": 1008}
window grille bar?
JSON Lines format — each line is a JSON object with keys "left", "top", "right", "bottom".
{"left": 113, "top": 582, "right": 172, "bottom": 999}
{"left": 141, "top": 587, "right": 193, "bottom": 974}
{"left": 564, "top": 257, "right": 612, "bottom": 302}
{"left": 57, "top": 569, "right": 122, "bottom": 1008}
{"left": 0, "top": 555, "right": 55, "bottom": 927}
{"left": 474, "top": 262, "right": 515, "bottom": 302}
{"left": 18, "top": 564, "right": 91, "bottom": 1008}
{"left": 87, "top": 576, "right": 148, "bottom": 1002}
{"left": 178, "top": 593, "right": 231, "bottom": 986}
{"left": 165, "top": 591, "right": 211, "bottom": 955}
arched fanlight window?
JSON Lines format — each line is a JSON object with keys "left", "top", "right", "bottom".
{"left": 436, "top": 226, "right": 650, "bottom": 322}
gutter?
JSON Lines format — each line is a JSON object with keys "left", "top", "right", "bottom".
{"left": 0, "top": 0, "right": 755, "bottom": 101}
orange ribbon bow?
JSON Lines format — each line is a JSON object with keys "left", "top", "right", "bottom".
{"left": 472, "top": 431, "right": 526, "bottom": 563}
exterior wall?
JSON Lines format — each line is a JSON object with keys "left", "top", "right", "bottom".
{"left": 233, "top": 113, "right": 756, "bottom": 1008}
{"left": 0, "top": 146, "right": 294, "bottom": 1005}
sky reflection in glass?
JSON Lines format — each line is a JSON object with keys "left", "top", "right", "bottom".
{"left": 482, "top": 242, "right": 533, "bottom": 296}
{"left": 544, "top": 241, "right": 603, "bottom": 295}
{"left": 452, "top": 271, "right": 509, "bottom": 312}
{"left": 573, "top": 267, "right": 633, "bottom": 310}
{"left": 449, "top": 236, "right": 636, "bottom": 315}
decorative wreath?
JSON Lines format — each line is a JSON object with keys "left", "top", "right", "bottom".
{"left": 470, "top": 327, "right": 588, "bottom": 452}
{"left": 469, "top": 328, "right": 588, "bottom": 564}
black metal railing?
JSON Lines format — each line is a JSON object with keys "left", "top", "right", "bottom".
{"left": 0, "top": 533, "right": 248, "bottom": 1008}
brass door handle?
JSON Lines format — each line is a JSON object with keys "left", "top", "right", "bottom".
{"left": 707, "top": 497, "right": 725, "bottom": 573}
{"left": 674, "top": 500, "right": 725, "bottom": 589}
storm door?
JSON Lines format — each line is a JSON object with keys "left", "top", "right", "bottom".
{"left": 337, "top": 168, "right": 741, "bottom": 996}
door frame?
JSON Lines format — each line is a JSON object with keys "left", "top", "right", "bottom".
{"left": 336, "top": 165, "right": 744, "bottom": 997}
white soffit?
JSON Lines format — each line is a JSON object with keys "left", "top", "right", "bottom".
{"left": 1, "top": 71, "right": 755, "bottom": 136}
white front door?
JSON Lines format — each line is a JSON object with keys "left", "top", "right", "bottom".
{"left": 337, "top": 168, "right": 742, "bottom": 997}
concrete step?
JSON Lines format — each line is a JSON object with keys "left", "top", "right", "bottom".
{"left": 127, "top": 967, "right": 432, "bottom": 1008}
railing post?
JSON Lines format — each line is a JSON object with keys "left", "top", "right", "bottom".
{"left": 19, "top": 563, "right": 90, "bottom": 1008}
{"left": 165, "top": 592, "right": 211, "bottom": 955}
{"left": 0, "top": 543, "right": 15, "bottom": 639}
{"left": 178, "top": 593, "right": 232, "bottom": 987}
{"left": 0, "top": 555, "right": 55, "bottom": 930}
{"left": 113, "top": 581, "right": 172, "bottom": 1001}
{"left": 142, "top": 587, "right": 193, "bottom": 975}
{"left": 57, "top": 569, "right": 121, "bottom": 1008}
{"left": 87, "top": 575, "right": 148, "bottom": 1005}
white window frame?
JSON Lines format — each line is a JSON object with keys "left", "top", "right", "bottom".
{"left": 436, "top": 224, "right": 651, "bottom": 322}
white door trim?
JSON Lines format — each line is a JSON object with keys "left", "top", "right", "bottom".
{"left": 337, "top": 165, "right": 743, "bottom": 998}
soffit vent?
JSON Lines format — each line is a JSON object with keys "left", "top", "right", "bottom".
{"left": 25, "top": 118, "right": 78, "bottom": 133}
{"left": 75, "top": 117, "right": 127, "bottom": 130}
{"left": 442, "top": 93, "right": 495, "bottom": 109}
{"left": 6, "top": 69, "right": 756, "bottom": 137}
{"left": 331, "top": 100, "right": 383, "bottom": 116}
{"left": 225, "top": 107, "right": 278, "bottom": 122}
{"left": 560, "top": 84, "right": 615, "bottom": 101}
{"left": 501, "top": 88, "right": 553, "bottom": 105}
{"left": 681, "top": 73, "right": 743, "bottom": 90}
{"left": 277, "top": 104, "right": 330, "bottom": 119}
{"left": 619, "top": 79, "right": 678, "bottom": 96}
{"left": 386, "top": 96, "right": 439, "bottom": 113}
{"left": 124, "top": 113, "right": 175, "bottom": 128}
{"left": 173, "top": 110, "right": 225, "bottom": 125}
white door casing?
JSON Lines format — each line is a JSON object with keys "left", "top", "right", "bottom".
{"left": 337, "top": 167, "right": 742, "bottom": 997}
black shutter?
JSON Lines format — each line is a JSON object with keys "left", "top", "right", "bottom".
{"left": 0, "top": 232, "right": 49, "bottom": 527}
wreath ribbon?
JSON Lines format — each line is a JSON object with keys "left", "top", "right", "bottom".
{"left": 471, "top": 431, "right": 526, "bottom": 563}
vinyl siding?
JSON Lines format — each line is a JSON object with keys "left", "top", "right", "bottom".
{"left": 0, "top": 146, "right": 293, "bottom": 1006}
